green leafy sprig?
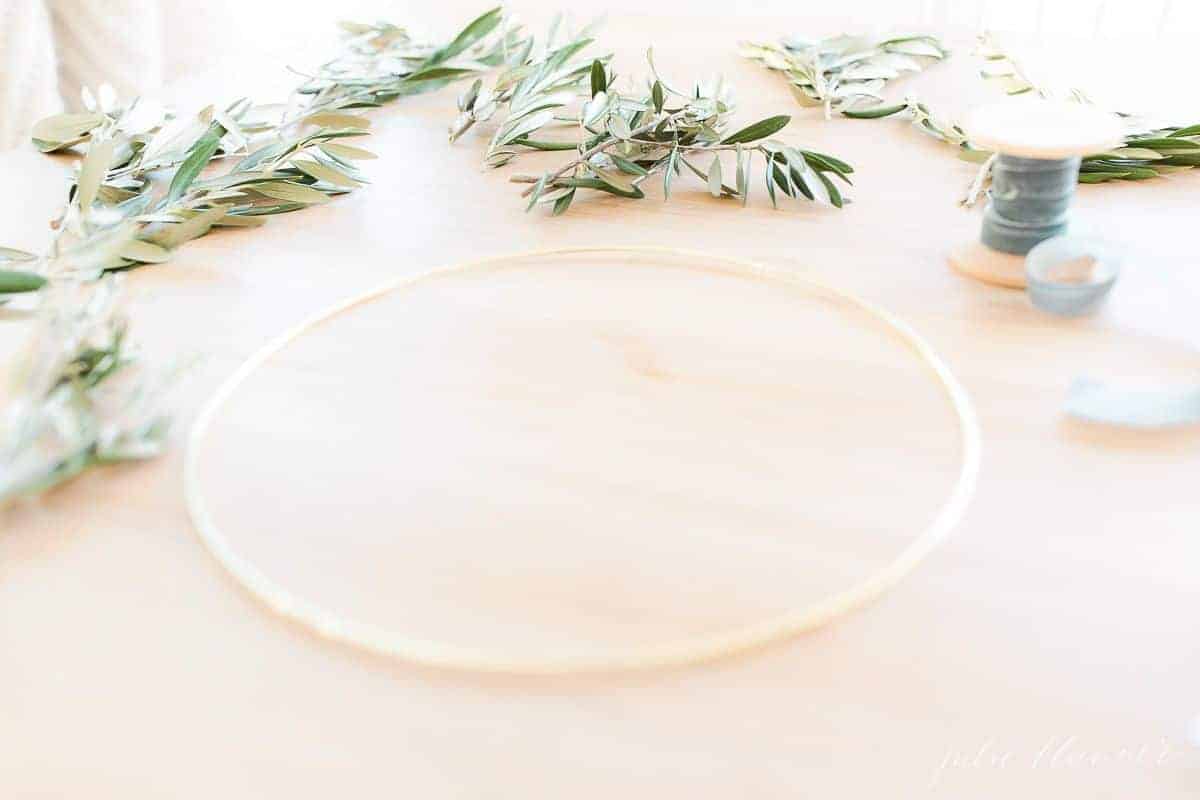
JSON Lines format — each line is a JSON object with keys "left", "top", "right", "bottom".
{"left": 0, "top": 8, "right": 515, "bottom": 503}
{"left": 0, "top": 279, "right": 180, "bottom": 504}
{"left": 741, "top": 34, "right": 948, "bottom": 118}
{"left": 13, "top": 7, "right": 513, "bottom": 285}
{"left": 450, "top": 14, "right": 608, "bottom": 166}
{"left": 512, "top": 54, "right": 855, "bottom": 214}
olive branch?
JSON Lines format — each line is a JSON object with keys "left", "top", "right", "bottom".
{"left": 0, "top": 8, "right": 517, "bottom": 504}
{"left": 502, "top": 53, "right": 856, "bottom": 214}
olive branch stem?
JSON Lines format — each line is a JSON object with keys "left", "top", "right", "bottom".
{"left": 518, "top": 112, "right": 685, "bottom": 196}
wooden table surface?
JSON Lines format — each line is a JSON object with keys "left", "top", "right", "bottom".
{"left": 2, "top": 4, "right": 1198, "bottom": 797}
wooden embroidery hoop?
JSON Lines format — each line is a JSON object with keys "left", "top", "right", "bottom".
{"left": 184, "top": 245, "right": 982, "bottom": 675}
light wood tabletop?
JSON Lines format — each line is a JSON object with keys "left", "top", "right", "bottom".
{"left": 2, "top": 3, "right": 1198, "bottom": 797}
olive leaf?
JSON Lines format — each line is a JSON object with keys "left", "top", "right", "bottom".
{"left": 662, "top": 146, "right": 678, "bottom": 199}
{"left": 841, "top": 102, "right": 907, "bottom": 120}
{"left": 596, "top": 168, "right": 638, "bottom": 194}
{"left": 320, "top": 143, "right": 377, "bottom": 161}
{"left": 551, "top": 188, "right": 575, "bottom": 215}
{"left": 0, "top": 270, "right": 46, "bottom": 294}
{"left": 427, "top": 6, "right": 503, "bottom": 64}
{"left": 305, "top": 112, "right": 371, "bottom": 129}
{"left": 247, "top": 182, "right": 332, "bottom": 204}
{"left": 31, "top": 111, "right": 106, "bottom": 152}
{"left": 0, "top": 246, "right": 38, "bottom": 263}
{"left": 292, "top": 159, "right": 361, "bottom": 188}
{"left": 166, "top": 120, "right": 226, "bottom": 203}
{"left": 720, "top": 115, "right": 790, "bottom": 145}
{"left": 590, "top": 59, "right": 607, "bottom": 97}
{"left": 118, "top": 239, "right": 171, "bottom": 264}
{"left": 77, "top": 137, "right": 117, "bottom": 212}
{"left": 707, "top": 155, "right": 723, "bottom": 197}
{"left": 142, "top": 205, "right": 229, "bottom": 249}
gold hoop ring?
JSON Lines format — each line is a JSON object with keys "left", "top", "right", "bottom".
{"left": 184, "top": 245, "right": 981, "bottom": 675}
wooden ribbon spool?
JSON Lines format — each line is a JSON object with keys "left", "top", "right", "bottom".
{"left": 949, "top": 99, "right": 1124, "bottom": 289}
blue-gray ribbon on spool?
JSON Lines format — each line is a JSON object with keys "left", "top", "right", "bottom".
{"left": 982, "top": 155, "right": 1082, "bottom": 255}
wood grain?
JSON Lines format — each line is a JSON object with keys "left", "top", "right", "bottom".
{"left": 1, "top": 5, "right": 1198, "bottom": 797}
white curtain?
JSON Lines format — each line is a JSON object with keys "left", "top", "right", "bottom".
{"left": 0, "top": 0, "right": 163, "bottom": 150}
{"left": 0, "top": 0, "right": 61, "bottom": 150}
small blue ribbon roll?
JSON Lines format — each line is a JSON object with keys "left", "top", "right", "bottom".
{"left": 1024, "top": 235, "right": 1120, "bottom": 316}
